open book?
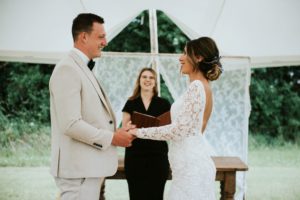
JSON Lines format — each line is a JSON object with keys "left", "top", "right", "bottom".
{"left": 131, "top": 111, "right": 171, "bottom": 128}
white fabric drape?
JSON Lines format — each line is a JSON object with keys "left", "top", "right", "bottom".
{"left": 94, "top": 53, "right": 152, "bottom": 125}
{"left": 94, "top": 53, "right": 250, "bottom": 200}
{"left": 157, "top": 55, "right": 189, "bottom": 99}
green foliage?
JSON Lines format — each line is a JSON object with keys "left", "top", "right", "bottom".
{"left": 249, "top": 66, "right": 300, "bottom": 142}
{"left": 0, "top": 62, "right": 52, "bottom": 147}
{"left": 0, "top": 62, "right": 52, "bottom": 123}
{"left": 104, "top": 10, "right": 188, "bottom": 53}
{"left": 156, "top": 10, "right": 189, "bottom": 53}
{"left": 160, "top": 75, "right": 174, "bottom": 104}
{"left": 104, "top": 10, "right": 150, "bottom": 52}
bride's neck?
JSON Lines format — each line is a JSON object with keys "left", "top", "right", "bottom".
{"left": 189, "top": 71, "right": 207, "bottom": 83}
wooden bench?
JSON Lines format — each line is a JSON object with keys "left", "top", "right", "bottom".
{"left": 101, "top": 156, "right": 248, "bottom": 200}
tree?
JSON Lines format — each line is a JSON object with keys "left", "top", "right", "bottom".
{"left": 104, "top": 10, "right": 189, "bottom": 53}
{"left": 250, "top": 66, "right": 300, "bottom": 142}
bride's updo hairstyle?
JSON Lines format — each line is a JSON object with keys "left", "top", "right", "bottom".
{"left": 186, "top": 37, "right": 222, "bottom": 81}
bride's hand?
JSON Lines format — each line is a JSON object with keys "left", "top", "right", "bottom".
{"left": 129, "top": 128, "right": 138, "bottom": 136}
{"left": 124, "top": 121, "right": 136, "bottom": 131}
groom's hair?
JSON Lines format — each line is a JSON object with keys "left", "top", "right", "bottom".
{"left": 72, "top": 13, "right": 104, "bottom": 42}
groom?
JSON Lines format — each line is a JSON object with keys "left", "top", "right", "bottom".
{"left": 49, "top": 13, "right": 135, "bottom": 200}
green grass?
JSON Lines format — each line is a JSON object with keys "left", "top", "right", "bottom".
{"left": 249, "top": 145, "right": 300, "bottom": 167}
{"left": 0, "top": 167, "right": 57, "bottom": 200}
{"left": 0, "top": 133, "right": 51, "bottom": 167}
{"left": 245, "top": 135, "right": 300, "bottom": 200}
{"left": 246, "top": 167, "right": 300, "bottom": 200}
{"left": 246, "top": 142, "right": 300, "bottom": 200}
{"left": 0, "top": 134, "right": 299, "bottom": 200}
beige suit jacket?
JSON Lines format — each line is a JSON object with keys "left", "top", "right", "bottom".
{"left": 49, "top": 50, "right": 118, "bottom": 178}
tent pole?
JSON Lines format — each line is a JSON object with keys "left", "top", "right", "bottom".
{"left": 149, "top": 9, "right": 161, "bottom": 96}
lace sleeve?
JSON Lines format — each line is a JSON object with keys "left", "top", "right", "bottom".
{"left": 136, "top": 81, "right": 204, "bottom": 141}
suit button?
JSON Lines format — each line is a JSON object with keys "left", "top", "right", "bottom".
{"left": 109, "top": 120, "right": 113, "bottom": 124}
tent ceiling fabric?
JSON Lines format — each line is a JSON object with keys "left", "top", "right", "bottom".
{"left": 0, "top": 0, "right": 300, "bottom": 67}
{"left": 0, "top": 0, "right": 82, "bottom": 52}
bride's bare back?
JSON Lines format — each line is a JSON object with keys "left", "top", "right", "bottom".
{"left": 201, "top": 81, "right": 213, "bottom": 133}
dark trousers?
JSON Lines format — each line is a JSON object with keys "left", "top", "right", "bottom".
{"left": 125, "top": 153, "right": 169, "bottom": 200}
{"left": 127, "top": 178, "right": 167, "bottom": 200}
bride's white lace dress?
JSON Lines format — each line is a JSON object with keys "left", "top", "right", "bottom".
{"left": 136, "top": 80, "right": 216, "bottom": 200}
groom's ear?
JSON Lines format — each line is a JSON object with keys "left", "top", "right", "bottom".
{"left": 77, "top": 32, "right": 88, "bottom": 44}
{"left": 79, "top": 32, "right": 88, "bottom": 43}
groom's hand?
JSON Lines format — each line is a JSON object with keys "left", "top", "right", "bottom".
{"left": 111, "top": 128, "right": 135, "bottom": 147}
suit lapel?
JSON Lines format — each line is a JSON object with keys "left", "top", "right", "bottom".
{"left": 69, "top": 51, "right": 116, "bottom": 123}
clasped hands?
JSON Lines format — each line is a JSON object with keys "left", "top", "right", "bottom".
{"left": 111, "top": 121, "right": 138, "bottom": 147}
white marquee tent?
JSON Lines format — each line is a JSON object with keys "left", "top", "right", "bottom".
{"left": 1, "top": 0, "right": 300, "bottom": 66}
{"left": 1, "top": 0, "right": 299, "bottom": 199}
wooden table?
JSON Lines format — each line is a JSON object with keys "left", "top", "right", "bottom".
{"left": 102, "top": 156, "right": 248, "bottom": 200}
{"left": 212, "top": 157, "right": 248, "bottom": 200}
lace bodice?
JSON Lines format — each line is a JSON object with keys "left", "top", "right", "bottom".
{"left": 136, "top": 80, "right": 205, "bottom": 140}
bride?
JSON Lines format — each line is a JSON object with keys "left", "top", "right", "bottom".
{"left": 130, "top": 37, "right": 222, "bottom": 200}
